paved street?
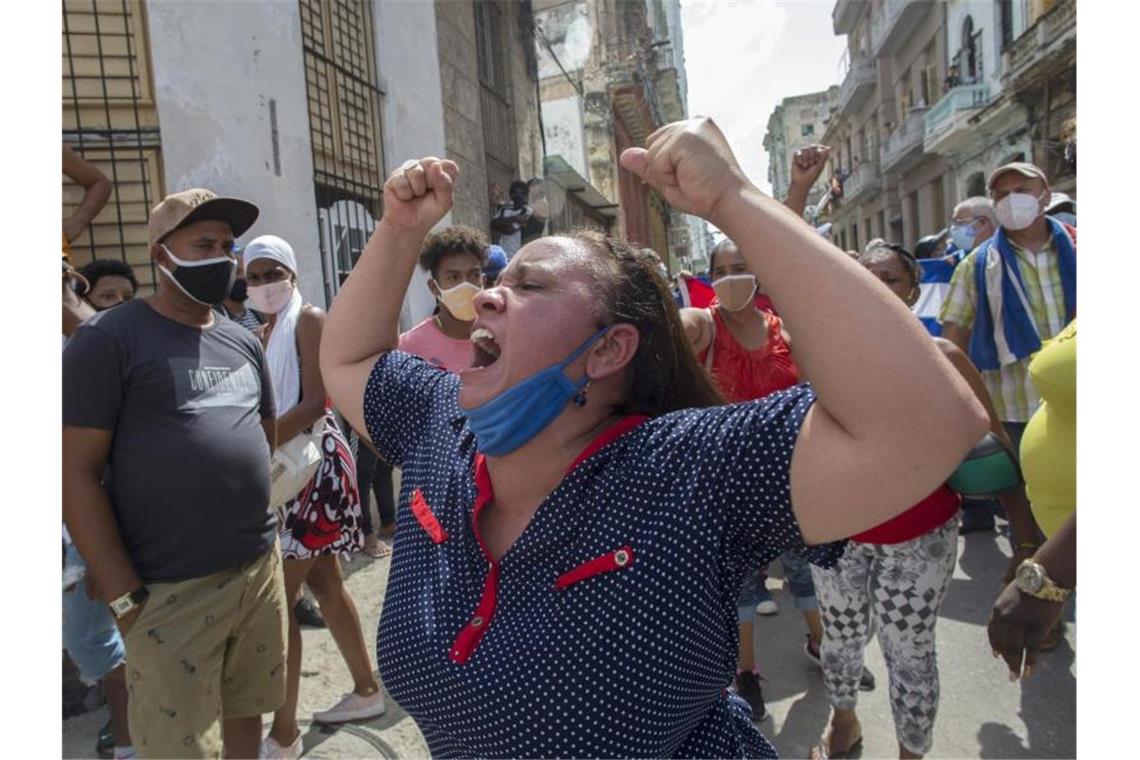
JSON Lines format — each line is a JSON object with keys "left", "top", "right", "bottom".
{"left": 63, "top": 527, "right": 1075, "bottom": 759}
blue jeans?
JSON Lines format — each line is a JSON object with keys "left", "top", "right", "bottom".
{"left": 735, "top": 551, "right": 819, "bottom": 622}
{"left": 777, "top": 550, "right": 819, "bottom": 611}
{"left": 62, "top": 543, "right": 125, "bottom": 682}
{"left": 736, "top": 568, "right": 767, "bottom": 623}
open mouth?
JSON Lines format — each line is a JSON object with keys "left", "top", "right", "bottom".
{"left": 470, "top": 327, "right": 501, "bottom": 369}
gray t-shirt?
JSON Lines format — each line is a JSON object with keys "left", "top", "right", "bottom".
{"left": 63, "top": 299, "right": 277, "bottom": 583}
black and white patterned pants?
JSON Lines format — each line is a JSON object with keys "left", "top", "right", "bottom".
{"left": 810, "top": 516, "right": 958, "bottom": 755}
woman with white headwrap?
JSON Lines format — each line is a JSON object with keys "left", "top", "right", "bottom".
{"left": 243, "top": 236, "right": 385, "bottom": 759}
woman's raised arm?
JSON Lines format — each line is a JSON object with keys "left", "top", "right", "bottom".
{"left": 620, "top": 119, "right": 989, "bottom": 544}
{"left": 320, "top": 158, "right": 458, "bottom": 439}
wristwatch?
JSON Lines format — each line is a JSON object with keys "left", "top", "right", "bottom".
{"left": 1014, "top": 560, "right": 1072, "bottom": 603}
{"left": 109, "top": 586, "right": 150, "bottom": 619}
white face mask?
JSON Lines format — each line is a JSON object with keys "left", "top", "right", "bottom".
{"left": 248, "top": 280, "right": 295, "bottom": 314}
{"left": 434, "top": 280, "right": 481, "bottom": 322}
{"left": 712, "top": 273, "right": 757, "bottom": 312}
{"left": 995, "top": 191, "right": 1047, "bottom": 231}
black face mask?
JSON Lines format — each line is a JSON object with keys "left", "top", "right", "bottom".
{"left": 159, "top": 245, "right": 236, "bottom": 305}
{"left": 229, "top": 277, "right": 249, "bottom": 302}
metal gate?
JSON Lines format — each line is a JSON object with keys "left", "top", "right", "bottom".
{"left": 299, "top": 0, "right": 386, "bottom": 305}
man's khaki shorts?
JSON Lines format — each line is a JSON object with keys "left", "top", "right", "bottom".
{"left": 124, "top": 545, "right": 288, "bottom": 759}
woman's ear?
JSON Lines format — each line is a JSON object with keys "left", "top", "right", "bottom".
{"left": 586, "top": 323, "right": 640, "bottom": 381}
{"left": 906, "top": 284, "right": 921, "bottom": 308}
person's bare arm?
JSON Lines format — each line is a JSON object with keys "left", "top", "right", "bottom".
{"left": 276, "top": 307, "right": 328, "bottom": 444}
{"left": 941, "top": 321, "right": 971, "bottom": 355}
{"left": 620, "top": 118, "right": 988, "bottom": 544}
{"left": 62, "top": 267, "right": 95, "bottom": 337}
{"left": 679, "top": 307, "right": 713, "bottom": 356}
{"left": 320, "top": 158, "right": 458, "bottom": 441}
{"left": 261, "top": 418, "right": 277, "bottom": 454}
{"left": 988, "top": 512, "right": 1074, "bottom": 679}
{"left": 783, "top": 145, "right": 830, "bottom": 219}
{"left": 62, "top": 427, "right": 144, "bottom": 627}
{"left": 935, "top": 338, "right": 1042, "bottom": 557}
{"left": 62, "top": 145, "right": 112, "bottom": 243}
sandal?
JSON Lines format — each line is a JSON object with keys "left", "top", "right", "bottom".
{"left": 362, "top": 537, "right": 391, "bottom": 558}
{"left": 811, "top": 734, "right": 863, "bottom": 760}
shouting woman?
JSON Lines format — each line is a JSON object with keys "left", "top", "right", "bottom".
{"left": 319, "top": 118, "right": 988, "bottom": 758}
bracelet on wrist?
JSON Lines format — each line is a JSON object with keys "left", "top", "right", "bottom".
{"left": 1016, "top": 542, "right": 1040, "bottom": 551}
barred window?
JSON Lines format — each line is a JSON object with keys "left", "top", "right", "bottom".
{"left": 300, "top": 0, "right": 385, "bottom": 300}
{"left": 62, "top": 0, "right": 163, "bottom": 290}
{"left": 475, "top": 1, "right": 519, "bottom": 207}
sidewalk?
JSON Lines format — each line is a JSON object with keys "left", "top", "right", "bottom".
{"left": 63, "top": 529, "right": 1075, "bottom": 759}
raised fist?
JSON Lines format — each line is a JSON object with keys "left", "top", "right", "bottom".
{"left": 790, "top": 144, "right": 831, "bottom": 188}
{"left": 382, "top": 157, "right": 460, "bottom": 233}
{"left": 618, "top": 117, "right": 754, "bottom": 224}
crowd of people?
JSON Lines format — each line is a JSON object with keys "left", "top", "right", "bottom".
{"left": 61, "top": 116, "right": 1075, "bottom": 760}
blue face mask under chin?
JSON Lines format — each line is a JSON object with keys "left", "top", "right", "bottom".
{"left": 461, "top": 327, "right": 609, "bottom": 457}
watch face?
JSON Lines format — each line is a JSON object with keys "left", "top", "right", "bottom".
{"left": 1016, "top": 563, "right": 1045, "bottom": 593}
{"left": 110, "top": 596, "right": 134, "bottom": 615}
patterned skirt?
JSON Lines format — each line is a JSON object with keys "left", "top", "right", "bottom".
{"left": 276, "top": 410, "right": 364, "bottom": 560}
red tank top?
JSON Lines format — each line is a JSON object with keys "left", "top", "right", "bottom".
{"left": 699, "top": 305, "right": 799, "bottom": 403}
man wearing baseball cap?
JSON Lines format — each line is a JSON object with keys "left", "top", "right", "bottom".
{"left": 939, "top": 163, "right": 1076, "bottom": 556}
{"left": 63, "top": 189, "right": 289, "bottom": 758}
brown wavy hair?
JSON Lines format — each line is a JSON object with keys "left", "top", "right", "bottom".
{"left": 568, "top": 230, "right": 725, "bottom": 416}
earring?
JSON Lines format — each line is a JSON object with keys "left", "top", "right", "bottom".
{"left": 573, "top": 379, "right": 591, "bottom": 408}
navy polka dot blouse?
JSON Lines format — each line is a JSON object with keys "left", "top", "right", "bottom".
{"left": 364, "top": 351, "right": 843, "bottom": 758}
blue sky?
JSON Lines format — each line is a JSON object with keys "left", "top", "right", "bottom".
{"left": 681, "top": 0, "right": 847, "bottom": 196}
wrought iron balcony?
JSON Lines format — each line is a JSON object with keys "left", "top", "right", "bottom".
{"left": 1002, "top": 0, "right": 1076, "bottom": 90}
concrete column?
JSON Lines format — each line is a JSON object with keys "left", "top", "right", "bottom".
{"left": 374, "top": 0, "right": 448, "bottom": 328}
{"left": 146, "top": 1, "right": 323, "bottom": 305}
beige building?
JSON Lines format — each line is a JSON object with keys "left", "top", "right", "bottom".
{"left": 61, "top": 0, "right": 546, "bottom": 326}
{"left": 762, "top": 87, "right": 839, "bottom": 214}
{"left": 819, "top": 0, "right": 1075, "bottom": 253}
{"left": 433, "top": 0, "right": 545, "bottom": 230}
{"left": 534, "top": 0, "right": 707, "bottom": 273}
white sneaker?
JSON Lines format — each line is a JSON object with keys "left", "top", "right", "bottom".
{"left": 312, "top": 690, "right": 387, "bottom": 724}
{"left": 754, "top": 599, "right": 779, "bottom": 616}
{"left": 259, "top": 733, "right": 302, "bottom": 759}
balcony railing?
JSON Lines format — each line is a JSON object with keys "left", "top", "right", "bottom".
{"left": 844, "top": 161, "right": 881, "bottom": 202}
{"left": 832, "top": 0, "right": 861, "bottom": 35}
{"left": 838, "top": 54, "right": 876, "bottom": 115}
{"left": 924, "top": 83, "right": 991, "bottom": 142}
{"left": 1003, "top": 0, "right": 1076, "bottom": 86}
{"left": 870, "top": 0, "right": 925, "bottom": 57}
{"left": 881, "top": 107, "right": 927, "bottom": 170}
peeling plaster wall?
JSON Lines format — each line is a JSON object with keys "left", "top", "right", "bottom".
{"left": 542, "top": 96, "right": 586, "bottom": 176}
{"left": 146, "top": 1, "right": 324, "bottom": 306}
{"left": 374, "top": 0, "right": 449, "bottom": 328}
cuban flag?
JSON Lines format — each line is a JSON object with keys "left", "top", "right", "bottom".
{"left": 914, "top": 249, "right": 964, "bottom": 337}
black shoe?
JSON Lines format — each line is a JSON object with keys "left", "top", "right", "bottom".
{"left": 294, "top": 597, "right": 326, "bottom": 628}
{"left": 732, "top": 671, "right": 768, "bottom": 721}
{"left": 95, "top": 719, "right": 113, "bottom": 759}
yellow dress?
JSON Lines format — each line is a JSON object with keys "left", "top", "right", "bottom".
{"left": 1020, "top": 320, "right": 1076, "bottom": 538}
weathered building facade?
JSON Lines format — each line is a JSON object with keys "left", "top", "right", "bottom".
{"left": 763, "top": 87, "right": 839, "bottom": 215}
{"left": 817, "top": 0, "right": 1074, "bottom": 252}
{"left": 62, "top": 0, "right": 544, "bottom": 327}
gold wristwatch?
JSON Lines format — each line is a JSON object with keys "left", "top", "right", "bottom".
{"left": 1014, "top": 559, "right": 1072, "bottom": 603}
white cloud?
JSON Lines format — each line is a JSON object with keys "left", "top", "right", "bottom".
{"left": 681, "top": 0, "right": 845, "bottom": 196}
